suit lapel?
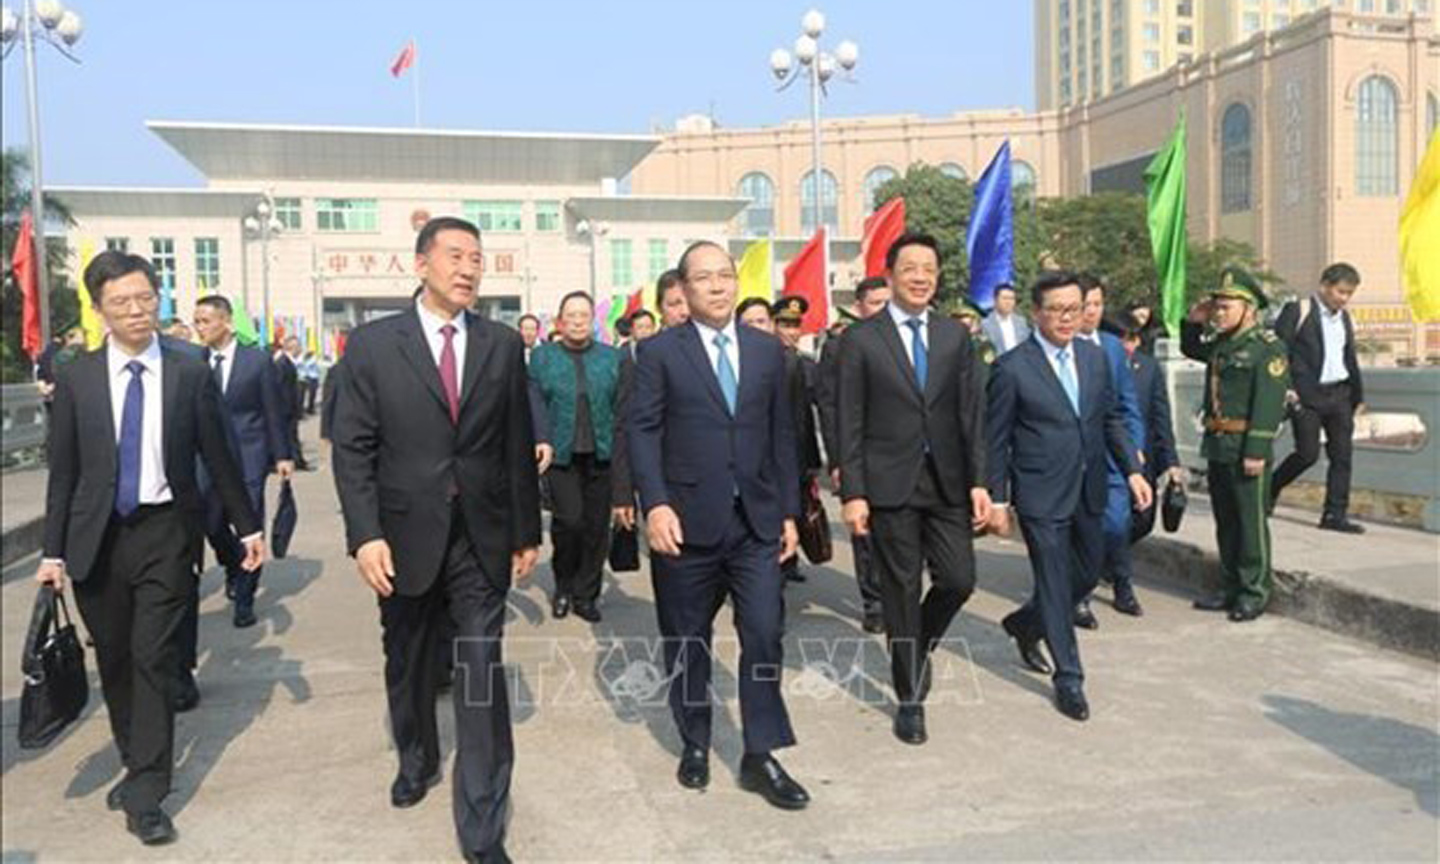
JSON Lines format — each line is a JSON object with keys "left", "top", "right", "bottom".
{"left": 876, "top": 312, "right": 923, "bottom": 401}
{"left": 924, "top": 317, "right": 956, "bottom": 406}
{"left": 1023, "top": 338, "right": 1075, "bottom": 417}
{"left": 86, "top": 350, "right": 119, "bottom": 471}
{"left": 160, "top": 347, "right": 182, "bottom": 473}
{"left": 458, "top": 311, "right": 492, "bottom": 410}
{"left": 679, "top": 322, "right": 729, "bottom": 415}
{"left": 394, "top": 308, "right": 452, "bottom": 416}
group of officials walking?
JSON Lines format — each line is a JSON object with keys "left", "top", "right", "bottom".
{"left": 37, "top": 209, "right": 1368, "bottom": 861}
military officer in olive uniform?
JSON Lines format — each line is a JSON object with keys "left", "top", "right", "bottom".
{"left": 949, "top": 301, "right": 998, "bottom": 365}
{"left": 773, "top": 296, "right": 823, "bottom": 583}
{"left": 1180, "top": 267, "right": 1289, "bottom": 622}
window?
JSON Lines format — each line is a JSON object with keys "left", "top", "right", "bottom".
{"left": 194, "top": 237, "right": 220, "bottom": 291}
{"left": 610, "top": 238, "right": 633, "bottom": 289}
{"left": 1359, "top": 0, "right": 1375, "bottom": 11}
{"left": 799, "top": 169, "right": 839, "bottom": 236}
{"left": 105, "top": 237, "right": 128, "bottom": 253}
{"left": 1177, "top": 0, "right": 1194, "bottom": 15}
{"left": 1274, "top": 12, "right": 1291, "bottom": 26}
{"left": 1143, "top": 51, "right": 1161, "bottom": 71}
{"left": 1243, "top": 11, "right": 1262, "bottom": 31}
{"left": 1143, "top": 22, "right": 1161, "bottom": 41}
{"left": 535, "top": 201, "right": 561, "bottom": 232}
{"left": 273, "top": 197, "right": 302, "bottom": 230}
{"left": 462, "top": 201, "right": 522, "bottom": 233}
{"left": 1355, "top": 75, "right": 1399, "bottom": 196}
{"left": 150, "top": 238, "right": 176, "bottom": 298}
{"left": 862, "top": 166, "right": 898, "bottom": 215}
{"left": 1221, "top": 103, "right": 1253, "bottom": 213}
{"left": 1011, "top": 161, "right": 1038, "bottom": 204}
{"left": 737, "top": 172, "right": 775, "bottom": 236}
{"left": 647, "top": 238, "right": 669, "bottom": 283}
{"left": 1385, "top": 0, "right": 1401, "bottom": 12}
{"left": 1178, "top": 24, "right": 1194, "bottom": 44}
{"left": 939, "top": 163, "right": 968, "bottom": 181}
{"left": 316, "top": 198, "right": 378, "bottom": 232}
{"left": 1144, "top": 0, "right": 1160, "bottom": 12}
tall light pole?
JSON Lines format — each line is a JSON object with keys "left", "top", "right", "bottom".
{"left": 2, "top": 0, "right": 85, "bottom": 349}
{"left": 243, "top": 197, "right": 282, "bottom": 345}
{"left": 770, "top": 9, "right": 858, "bottom": 236}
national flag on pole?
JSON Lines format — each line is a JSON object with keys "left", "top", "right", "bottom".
{"left": 307, "top": 321, "right": 320, "bottom": 355}
{"left": 624, "top": 286, "right": 645, "bottom": 317}
{"left": 861, "top": 197, "right": 906, "bottom": 279}
{"left": 1144, "top": 110, "right": 1188, "bottom": 340}
{"left": 782, "top": 227, "right": 828, "bottom": 334}
{"left": 12, "top": 209, "right": 42, "bottom": 360}
{"left": 736, "top": 238, "right": 773, "bottom": 304}
{"left": 1400, "top": 129, "right": 1440, "bottom": 323}
{"left": 390, "top": 40, "right": 416, "bottom": 77}
{"left": 76, "top": 238, "right": 105, "bottom": 349}
{"left": 966, "top": 142, "right": 1014, "bottom": 311}
{"left": 607, "top": 293, "right": 629, "bottom": 338}
{"left": 231, "top": 293, "right": 260, "bottom": 347}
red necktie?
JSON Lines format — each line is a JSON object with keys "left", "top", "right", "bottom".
{"left": 439, "top": 324, "right": 460, "bottom": 425}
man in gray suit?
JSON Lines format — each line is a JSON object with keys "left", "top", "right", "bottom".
{"left": 980, "top": 283, "right": 1032, "bottom": 356}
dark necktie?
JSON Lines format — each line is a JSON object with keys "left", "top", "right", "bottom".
{"left": 115, "top": 360, "right": 145, "bottom": 518}
{"left": 211, "top": 353, "right": 225, "bottom": 393}
{"left": 438, "top": 324, "right": 460, "bottom": 425}
{"left": 906, "top": 318, "right": 928, "bottom": 390}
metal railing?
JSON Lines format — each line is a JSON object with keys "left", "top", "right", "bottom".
{"left": 1, "top": 383, "right": 47, "bottom": 470}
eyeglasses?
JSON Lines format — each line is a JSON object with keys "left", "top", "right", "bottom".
{"left": 102, "top": 293, "right": 160, "bottom": 312}
{"left": 1041, "top": 304, "right": 1083, "bottom": 320}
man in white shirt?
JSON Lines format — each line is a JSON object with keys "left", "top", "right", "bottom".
{"left": 981, "top": 283, "right": 1032, "bottom": 355}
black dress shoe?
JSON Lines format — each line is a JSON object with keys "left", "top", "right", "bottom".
{"left": 1319, "top": 516, "right": 1365, "bottom": 534}
{"left": 106, "top": 779, "right": 128, "bottom": 812}
{"left": 1073, "top": 600, "right": 1099, "bottom": 630}
{"left": 466, "top": 844, "right": 512, "bottom": 864}
{"left": 1002, "top": 614, "right": 1052, "bottom": 675}
{"left": 1228, "top": 604, "right": 1266, "bottom": 622}
{"left": 893, "top": 705, "right": 927, "bottom": 745}
{"left": 126, "top": 809, "right": 177, "bottom": 845}
{"left": 233, "top": 603, "right": 257, "bottom": 629}
{"left": 175, "top": 672, "right": 200, "bottom": 712}
{"left": 677, "top": 744, "right": 709, "bottom": 790}
{"left": 224, "top": 572, "right": 238, "bottom": 600}
{"left": 1055, "top": 686, "right": 1090, "bottom": 722}
{"left": 1192, "top": 592, "right": 1231, "bottom": 612}
{"left": 861, "top": 613, "right": 885, "bottom": 635}
{"left": 551, "top": 594, "right": 571, "bottom": 620}
{"left": 571, "top": 600, "right": 602, "bottom": 623}
{"left": 738, "top": 754, "right": 810, "bottom": 810}
{"left": 1112, "top": 584, "right": 1144, "bottom": 617}
{"left": 390, "top": 771, "right": 440, "bottom": 808}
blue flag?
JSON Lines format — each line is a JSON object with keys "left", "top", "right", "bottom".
{"left": 966, "top": 140, "right": 1014, "bottom": 311}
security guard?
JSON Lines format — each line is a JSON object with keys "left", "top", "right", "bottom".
{"left": 1180, "top": 267, "right": 1289, "bottom": 621}
{"left": 947, "top": 300, "right": 997, "bottom": 366}
{"left": 773, "top": 296, "right": 823, "bottom": 583}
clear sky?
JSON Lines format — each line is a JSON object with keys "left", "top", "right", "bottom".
{"left": 1, "top": 0, "right": 1034, "bottom": 187}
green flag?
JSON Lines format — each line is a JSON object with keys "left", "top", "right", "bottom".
{"left": 231, "top": 292, "right": 260, "bottom": 347}
{"left": 1144, "top": 110, "right": 1187, "bottom": 339}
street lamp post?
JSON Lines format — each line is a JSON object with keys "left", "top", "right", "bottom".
{"left": 242, "top": 197, "right": 282, "bottom": 344}
{"left": 2, "top": 0, "right": 85, "bottom": 349}
{"left": 770, "top": 9, "right": 858, "bottom": 236}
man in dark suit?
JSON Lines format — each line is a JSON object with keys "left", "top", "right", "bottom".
{"left": 1117, "top": 312, "right": 1182, "bottom": 555}
{"left": 276, "top": 335, "right": 311, "bottom": 470}
{"left": 1271, "top": 262, "right": 1366, "bottom": 533}
{"left": 332, "top": 217, "right": 539, "bottom": 864}
{"left": 38, "top": 251, "right": 263, "bottom": 845}
{"left": 987, "top": 271, "right": 1152, "bottom": 722}
{"left": 773, "top": 295, "right": 823, "bottom": 584}
{"left": 192, "top": 295, "right": 293, "bottom": 629}
{"left": 629, "top": 241, "right": 808, "bottom": 810}
{"left": 837, "top": 232, "right": 991, "bottom": 745}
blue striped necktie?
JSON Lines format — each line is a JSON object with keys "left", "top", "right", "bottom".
{"left": 713, "top": 332, "right": 738, "bottom": 414}
{"left": 115, "top": 360, "right": 145, "bottom": 518}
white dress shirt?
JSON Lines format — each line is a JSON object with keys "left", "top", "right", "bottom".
{"left": 887, "top": 302, "right": 930, "bottom": 367}
{"left": 693, "top": 318, "right": 741, "bottom": 381}
{"left": 209, "top": 336, "right": 238, "bottom": 393}
{"left": 997, "top": 314, "right": 1018, "bottom": 352}
{"left": 1316, "top": 297, "right": 1350, "bottom": 385}
{"left": 1035, "top": 331, "right": 1082, "bottom": 404}
{"left": 416, "top": 296, "right": 468, "bottom": 391}
{"left": 108, "top": 336, "right": 173, "bottom": 506}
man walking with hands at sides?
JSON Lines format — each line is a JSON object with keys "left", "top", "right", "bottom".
{"left": 987, "top": 271, "right": 1152, "bottom": 722}
{"left": 837, "top": 232, "right": 991, "bottom": 746}
{"left": 38, "top": 251, "right": 264, "bottom": 845}
{"left": 628, "top": 241, "right": 809, "bottom": 811}
{"left": 332, "top": 216, "right": 539, "bottom": 864}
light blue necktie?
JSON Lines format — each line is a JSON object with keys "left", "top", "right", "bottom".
{"left": 713, "top": 332, "right": 738, "bottom": 414}
{"left": 1056, "top": 348, "right": 1080, "bottom": 416}
{"left": 906, "top": 318, "right": 928, "bottom": 390}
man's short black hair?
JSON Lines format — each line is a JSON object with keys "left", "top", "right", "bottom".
{"left": 855, "top": 276, "right": 889, "bottom": 302}
{"left": 557, "top": 290, "right": 594, "bottom": 317}
{"left": 615, "top": 317, "right": 633, "bottom": 338}
{"left": 735, "top": 296, "right": 773, "bottom": 321}
{"left": 83, "top": 250, "right": 158, "bottom": 302}
{"left": 415, "top": 216, "right": 481, "bottom": 256}
{"left": 1031, "top": 270, "right": 1084, "bottom": 307}
{"left": 629, "top": 308, "right": 656, "bottom": 326}
{"left": 1076, "top": 272, "right": 1104, "bottom": 294}
{"left": 1320, "top": 262, "right": 1361, "bottom": 287}
{"left": 675, "top": 241, "right": 733, "bottom": 281}
{"left": 655, "top": 268, "right": 683, "bottom": 308}
{"left": 196, "top": 294, "right": 233, "bottom": 317}
{"left": 994, "top": 282, "right": 1017, "bottom": 298}
{"left": 884, "top": 231, "right": 942, "bottom": 272}
{"left": 518, "top": 313, "right": 541, "bottom": 328}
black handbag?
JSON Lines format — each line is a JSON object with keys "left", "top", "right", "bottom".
{"left": 1162, "top": 477, "right": 1188, "bottom": 533}
{"left": 18, "top": 585, "right": 89, "bottom": 750}
{"left": 271, "top": 479, "right": 298, "bottom": 559}
{"left": 609, "top": 524, "right": 640, "bottom": 573}
{"left": 798, "top": 477, "right": 833, "bottom": 565}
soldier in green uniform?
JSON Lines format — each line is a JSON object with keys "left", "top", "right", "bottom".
{"left": 1180, "top": 266, "right": 1290, "bottom": 622}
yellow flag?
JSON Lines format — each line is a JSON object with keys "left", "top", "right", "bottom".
{"left": 307, "top": 322, "right": 320, "bottom": 355}
{"left": 76, "top": 239, "right": 106, "bottom": 349}
{"left": 1400, "top": 129, "right": 1440, "bottom": 322}
{"left": 735, "top": 238, "right": 773, "bottom": 305}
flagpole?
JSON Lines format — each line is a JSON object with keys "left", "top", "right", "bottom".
{"left": 411, "top": 37, "right": 420, "bottom": 127}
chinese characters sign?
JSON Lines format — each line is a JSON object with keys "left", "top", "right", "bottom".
{"left": 319, "top": 249, "right": 521, "bottom": 278}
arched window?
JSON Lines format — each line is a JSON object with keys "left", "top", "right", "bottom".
{"left": 800, "top": 169, "right": 839, "bottom": 236}
{"left": 1355, "top": 75, "right": 1399, "bottom": 197}
{"left": 861, "top": 166, "right": 898, "bottom": 215}
{"left": 1011, "top": 160, "right": 1037, "bottom": 204}
{"left": 1221, "top": 103, "right": 1253, "bottom": 213}
{"left": 938, "top": 162, "right": 968, "bottom": 181}
{"left": 737, "top": 172, "right": 775, "bottom": 237}
{"left": 1428, "top": 91, "right": 1438, "bottom": 138}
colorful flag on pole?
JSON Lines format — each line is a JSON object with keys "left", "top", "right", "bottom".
{"left": 736, "top": 238, "right": 773, "bottom": 305}
{"left": 12, "top": 209, "right": 42, "bottom": 360}
{"left": 782, "top": 227, "right": 829, "bottom": 334}
{"left": 862, "top": 197, "right": 906, "bottom": 280}
{"left": 1144, "top": 110, "right": 1188, "bottom": 340}
{"left": 390, "top": 40, "right": 416, "bottom": 77}
{"left": 307, "top": 321, "right": 320, "bottom": 355}
{"left": 76, "top": 238, "right": 105, "bottom": 349}
{"left": 966, "top": 142, "right": 1014, "bottom": 311}
{"left": 231, "top": 293, "right": 260, "bottom": 347}
{"left": 1400, "top": 129, "right": 1440, "bottom": 323}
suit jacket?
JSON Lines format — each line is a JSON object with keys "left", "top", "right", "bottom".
{"left": 275, "top": 352, "right": 302, "bottom": 425}
{"left": 815, "top": 333, "right": 844, "bottom": 472}
{"left": 628, "top": 321, "right": 800, "bottom": 547}
{"left": 320, "top": 359, "right": 343, "bottom": 441}
{"left": 784, "top": 348, "right": 823, "bottom": 475}
{"left": 981, "top": 312, "right": 1033, "bottom": 355}
{"left": 1273, "top": 298, "right": 1364, "bottom": 407}
{"left": 331, "top": 307, "right": 541, "bottom": 595}
{"left": 1092, "top": 331, "right": 1145, "bottom": 478}
{"left": 205, "top": 343, "right": 291, "bottom": 484}
{"left": 837, "top": 310, "right": 986, "bottom": 509}
{"left": 986, "top": 337, "right": 1140, "bottom": 520}
{"left": 1129, "top": 349, "right": 1178, "bottom": 475}
{"left": 43, "top": 344, "right": 260, "bottom": 582}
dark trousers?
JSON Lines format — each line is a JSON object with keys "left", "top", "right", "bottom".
{"left": 1100, "top": 477, "right": 1135, "bottom": 587}
{"left": 1207, "top": 459, "right": 1273, "bottom": 610}
{"left": 302, "top": 379, "right": 319, "bottom": 414}
{"left": 853, "top": 533, "right": 881, "bottom": 617}
{"left": 73, "top": 505, "right": 192, "bottom": 814}
{"left": 650, "top": 502, "right": 795, "bottom": 755}
{"left": 547, "top": 454, "right": 612, "bottom": 604}
{"left": 1009, "top": 505, "right": 1105, "bottom": 687}
{"left": 867, "top": 463, "right": 976, "bottom": 706}
{"left": 379, "top": 506, "right": 512, "bottom": 854}
{"left": 184, "top": 476, "right": 266, "bottom": 670}
{"left": 1273, "top": 382, "right": 1355, "bottom": 518}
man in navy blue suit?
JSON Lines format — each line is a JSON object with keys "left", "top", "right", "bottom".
{"left": 193, "top": 295, "right": 293, "bottom": 629}
{"left": 987, "top": 271, "right": 1152, "bottom": 722}
{"left": 628, "top": 241, "right": 809, "bottom": 810}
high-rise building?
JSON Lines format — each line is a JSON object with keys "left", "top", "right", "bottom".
{"left": 1036, "top": 0, "right": 1434, "bottom": 110}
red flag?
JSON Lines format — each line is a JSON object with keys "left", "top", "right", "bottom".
{"left": 782, "top": 227, "right": 829, "bottom": 334}
{"left": 624, "top": 287, "right": 644, "bottom": 317}
{"left": 13, "top": 209, "right": 42, "bottom": 360}
{"left": 390, "top": 40, "right": 416, "bottom": 78}
{"left": 861, "top": 197, "right": 906, "bottom": 279}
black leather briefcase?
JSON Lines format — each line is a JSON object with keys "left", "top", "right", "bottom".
{"left": 18, "top": 585, "right": 89, "bottom": 750}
